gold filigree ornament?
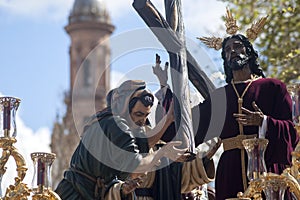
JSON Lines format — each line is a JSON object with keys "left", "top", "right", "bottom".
{"left": 197, "top": 7, "right": 268, "bottom": 50}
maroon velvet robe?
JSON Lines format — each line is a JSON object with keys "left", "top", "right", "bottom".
{"left": 193, "top": 78, "right": 298, "bottom": 200}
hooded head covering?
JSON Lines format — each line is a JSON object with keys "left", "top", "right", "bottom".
{"left": 111, "top": 80, "right": 148, "bottom": 116}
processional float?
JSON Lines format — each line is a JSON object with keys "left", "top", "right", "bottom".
{"left": 0, "top": 96, "right": 61, "bottom": 200}
{"left": 134, "top": 1, "right": 300, "bottom": 198}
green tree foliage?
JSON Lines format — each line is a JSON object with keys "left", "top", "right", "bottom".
{"left": 220, "top": 0, "right": 300, "bottom": 83}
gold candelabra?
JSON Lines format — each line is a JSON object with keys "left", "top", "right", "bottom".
{"left": 228, "top": 83, "right": 300, "bottom": 200}
{"left": 0, "top": 96, "right": 61, "bottom": 200}
{"left": 234, "top": 134, "right": 300, "bottom": 200}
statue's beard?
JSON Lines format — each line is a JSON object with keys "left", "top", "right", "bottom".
{"left": 228, "top": 54, "right": 250, "bottom": 71}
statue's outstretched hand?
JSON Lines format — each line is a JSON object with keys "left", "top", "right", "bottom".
{"left": 152, "top": 53, "right": 169, "bottom": 87}
{"left": 161, "top": 141, "right": 187, "bottom": 161}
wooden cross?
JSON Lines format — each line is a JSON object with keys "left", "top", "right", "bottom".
{"left": 133, "top": 0, "right": 216, "bottom": 153}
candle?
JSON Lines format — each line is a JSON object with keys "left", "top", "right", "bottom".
{"left": 254, "top": 143, "right": 259, "bottom": 172}
{"left": 37, "top": 158, "right": 45, "bottom": 186}
{"left": 3, "top": 100, "right": 11, "bottom": 136}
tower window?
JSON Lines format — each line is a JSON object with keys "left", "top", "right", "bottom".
{"left": 83, "top": 59, "right": 92, "bottom": 87}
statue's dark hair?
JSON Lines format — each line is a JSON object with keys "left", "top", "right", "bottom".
{"left": 221, "top": 34, "right": 265, "bottom": 83}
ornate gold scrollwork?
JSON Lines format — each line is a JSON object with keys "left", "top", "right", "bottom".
{"left": 0, "top": 96, "right": 60, "bottom": 200}
{"left": 235, "top": 125, "right": 300, "bottom": 199}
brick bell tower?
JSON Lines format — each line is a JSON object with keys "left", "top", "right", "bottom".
{"left": 51, "top": 0, "right": 114, "bottom": 187}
